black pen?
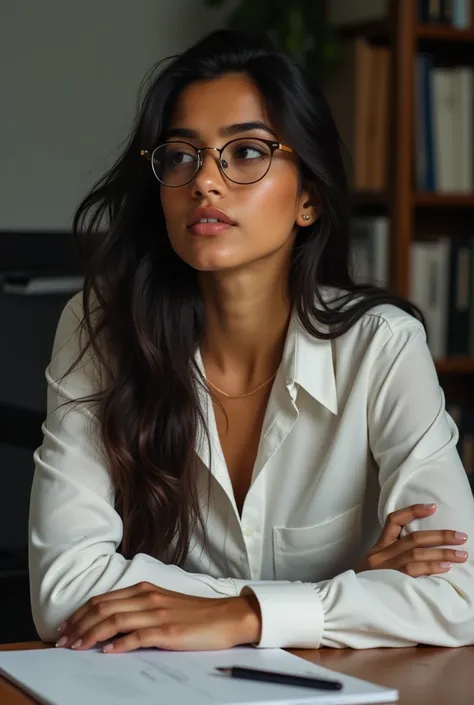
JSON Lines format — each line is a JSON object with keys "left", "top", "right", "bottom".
{"left": 216, "top": 666, "right": 343, "bottom": 691}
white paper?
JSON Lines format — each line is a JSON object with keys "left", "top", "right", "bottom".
{"left": 0, "top": 646, "right": 398, "bottom": 705}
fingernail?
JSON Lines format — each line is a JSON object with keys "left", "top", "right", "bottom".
{"left": 71, "top": 639, "right": 82, "bottom": 650}
{"left": 439, "top": 562, "right": 452, "bottom": 569}
{"left": 57, "top": 622, "right": 67, "bottom": 633}
{"left": 455, "top": 551, "right": 468, "bottom": 559}
{"left": 102, "top": 643, "right": 114, "bottom": 653}
{"left": 455, "top": 532, "right": 468, "bottom": 541}
{"left": 423, "top": 503, "right": 437, "bottom": 509}
{"left": 55, "top": 636, "right": 68, "bottom": 648}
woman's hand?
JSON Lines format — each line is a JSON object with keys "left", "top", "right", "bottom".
{"left": 358, "top": 503, "right": 469, "bottom": 576}
{"left": 55, "top": 583, "right": 262, "bottom": 653}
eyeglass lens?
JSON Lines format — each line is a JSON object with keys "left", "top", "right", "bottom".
{"left": 151, "top": 138, "right": 273, "bottom": 186}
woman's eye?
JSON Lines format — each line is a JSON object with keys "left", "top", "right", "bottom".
{"left": 233, "top": 145, "right": 265, "bottom": 160}
{"left": 168, "top": 151, "right": 194, "bottom": 165}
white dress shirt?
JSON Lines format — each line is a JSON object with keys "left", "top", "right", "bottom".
{"left": 29, "top": 292, "right": 474, "bottom": 648}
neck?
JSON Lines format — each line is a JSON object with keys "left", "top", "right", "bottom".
{"left": 198, "top": 258, "right": 292, "bottom": 387}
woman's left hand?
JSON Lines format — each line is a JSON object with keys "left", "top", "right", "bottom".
{"left": 55, "top": 582, "right": 262, "bottom": 653}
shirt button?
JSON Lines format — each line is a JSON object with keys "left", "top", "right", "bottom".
{"left": 243, "top": 526, "right": 254, "bottom": 537}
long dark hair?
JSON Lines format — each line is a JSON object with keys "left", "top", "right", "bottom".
{"left": 72, "top": 29, "right": 421, "bottom": 565}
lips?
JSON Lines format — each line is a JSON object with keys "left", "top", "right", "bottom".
{"left": 187, "top": 207, "right": 236, "bottom": 227}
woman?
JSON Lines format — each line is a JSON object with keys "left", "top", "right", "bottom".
{"left": 30, "top": 29, "right": 474, "bottom": 653}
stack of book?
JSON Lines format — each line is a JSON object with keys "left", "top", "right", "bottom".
{"left": 410, "top": 238, "right": 474, "bottom": 359}
{"left": 418, "top": 0, "right": 473, "bottom": 27}
{"left": 329, "top": 0, "right": 473, "bottom": 28}
{"left": 350, "top": 218, "right": 474, "bottom": 360}
{"left": 323, "top": 39, "right": 390, "bottom": 191}
{"left": 350, "top": 217, "right": 389, "bottom": 287}
{"left": 415, "top": 56, "right": 474, "bottom": 192}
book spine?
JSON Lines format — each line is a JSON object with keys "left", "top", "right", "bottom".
{"left": 453, "top": 0, "right": 471, "bottom": 27}
{"left": 468, "top": 234, "right": 474, "bottom": 356}
{"left": 447, "top": 237, "right": 472, "bottom": 355}
{"left": 443, "top": 0, "right": 454, "bottom": 22}
{"left": 418, "top": 0, "right": 430, "bottom": 21}
{"left": 414, "top": 54, "right": 436, "bottom": 191}
{"left": 371, "top": 47, "right": 391, "bottom": 191}
{"left": 423, "top": 55, "right": 436, "bottom": 191}
{"left": 415, "top": 56, "right": 428, "bottom": 190}
{"left": 457, "top": 68, "right": 473, "bottom": 191}
{"left": 432, "top": 69, "right": 456, "bottom": 191}
{"left": 428, "top": 0, "right": 444, "bottom": 21}
{"left": 354, "top": 39, "right": 373, "bottom": 190}
{"left": 435, "top": 238, "right": 450, "bottom": 359}
{"left": 410, "top": 242, "right": 433, "bottom": 346}
{"left": 373, "top": 217, "right": 389, "bottom": 286}
{"left": 410, "top": 241, "right": 448, "bottom": 359}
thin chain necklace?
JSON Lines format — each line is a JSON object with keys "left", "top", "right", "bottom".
{"left": 206, "top": 370, "right": 278, "bottom": 399}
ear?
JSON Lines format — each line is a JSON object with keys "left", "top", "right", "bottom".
{"left": 295, "top": 187, "right": 321, "bottom": 228}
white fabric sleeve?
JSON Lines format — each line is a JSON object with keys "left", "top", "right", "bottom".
{"left": 243, "top": 321, "right": 474, "bottom": 648}
{"left": 29, "top": 296, "right": 273, "bottom": 641}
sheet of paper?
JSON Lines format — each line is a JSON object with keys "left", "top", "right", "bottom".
{"left": 0, "top": 645, "right": 398, "bottom": 705}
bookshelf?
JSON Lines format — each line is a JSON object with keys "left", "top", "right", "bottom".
{"left": 416, "top": 24, "right": 474, "bottom": 40}
{"left": 332, "top": 0, "right": 474, "bottom": 479}
{"left": 335, "top": 0, "right": 474, "bottom": 378}
{"left": 414, "top": 193, "right": 474, "bottom": 207}
{"left": 436, "top": 357, "right": 474, "bottom": 374}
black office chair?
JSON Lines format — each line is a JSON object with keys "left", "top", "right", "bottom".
{"left": 0, "top": 232, "right": 80, "bottom": 644}
{"left": 0, "top": 403, "right": 42, "bottom": 643}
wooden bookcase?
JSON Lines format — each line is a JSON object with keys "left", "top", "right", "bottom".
{"left": 339, "top": 0, "right": 474, "bottom": 387}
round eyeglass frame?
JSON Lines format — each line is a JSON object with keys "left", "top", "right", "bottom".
{"left": 140, "top": 137, "right": 294, "bottom": 187}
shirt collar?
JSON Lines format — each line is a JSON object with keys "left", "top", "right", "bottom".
{"left": 195, "top": 304, "right": 338, "bottom": 417}
{"left": 281, "top": 308, "right": 338, "bottom": 415}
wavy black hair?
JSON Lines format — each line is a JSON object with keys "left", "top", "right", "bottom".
{"left": 72, "top": 29, "right": 421, "bottom": 565}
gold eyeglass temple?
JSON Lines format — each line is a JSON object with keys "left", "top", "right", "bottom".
{"left": 140, "top": 144, "right": 292, "bottom": 158}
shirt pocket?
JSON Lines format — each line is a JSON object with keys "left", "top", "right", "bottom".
{"left": 272, "top": 504, "right": 362, "bottom": 582}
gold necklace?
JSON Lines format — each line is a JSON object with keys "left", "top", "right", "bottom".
{"left": 206, "top": 370, "right": 278, "bottom": 399}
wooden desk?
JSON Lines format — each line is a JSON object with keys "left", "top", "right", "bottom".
{"left": 1, "top": 642, "right": 474, "bottom": 704}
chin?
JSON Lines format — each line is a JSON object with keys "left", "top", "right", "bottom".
{"left": 174, "top": 244, "right": 252, "bottom": 273}
{"left": 188, "top": 257, "right": 248, "bottom": 273}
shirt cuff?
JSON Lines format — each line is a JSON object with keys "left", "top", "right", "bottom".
{"left": 240, "top": 583, "right": 323, "bottom": 648}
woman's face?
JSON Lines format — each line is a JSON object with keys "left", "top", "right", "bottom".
{"left": 159, "top": 73, "right": 317, "bottom": 273}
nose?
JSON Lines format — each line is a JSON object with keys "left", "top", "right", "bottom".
{"left": 191, "top": 148, "right": 228, "bottom": 199}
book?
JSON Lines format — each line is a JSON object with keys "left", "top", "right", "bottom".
{"left": 447, "top": 237, "right": 472, "bottom": 355}
{"left": 410, "top": 239, "right": 450, "bottom": 359}
{"left": 350, "top": 217, "right": 389, "bottom": 287}
{"left": 452, "top": 0, "right": 472, "bottom": 27}
{"left": 324, "top": 41, "right": 389, "bottom": 191}
{"left": 415, "top": 54, "right": 436, "bottom": 191}
{"left": 426, "top": 66, "right": 474, "bottom": 192}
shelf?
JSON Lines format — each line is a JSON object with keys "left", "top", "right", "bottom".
{"left": 336, "top": 21, "right": 474, "bottom": 43}
{"left": 353, "top": 192, "right": 474, "bottom": 209}
{"left": 436, "top": 358, "right": 474, "bottom": 374}
{"left": 352, "top": 190, "right": 387, "bottom": 205}
{"left": 338, "top": 19, "right": 390, "bottom": 41}
{"left": 417, "top": 24, "right": 474, "bottom": 42}
{"left": 414, "top": 192, "right": 474, "bottom": 207}
{"left": 351, "top": 190, "right": 388, "bottom": 214}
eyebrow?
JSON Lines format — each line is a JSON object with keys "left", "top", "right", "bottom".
{"left": 166, "top": 121, "right": 278, "bottom": 140}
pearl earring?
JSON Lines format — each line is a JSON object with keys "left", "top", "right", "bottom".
{"left": 303, "top": 214, "right": 311, "bottom": 221}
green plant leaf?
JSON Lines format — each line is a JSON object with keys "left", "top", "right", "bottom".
{"left": 199, "top": 0, "right": 341, "bottom": 77}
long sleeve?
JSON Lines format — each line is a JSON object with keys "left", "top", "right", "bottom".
{"left": 29, "top": 296, "right": 276, "bottom": 641}
{"left": 244, "top": 320, "right": 474, "bottom": 648}
{"left": 31, "top": 296, "right": 303, "bottom": 642}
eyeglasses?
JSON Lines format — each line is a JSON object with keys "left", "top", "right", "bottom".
{"left": 140, "top": 137, "right": 293, "bottom": 187}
